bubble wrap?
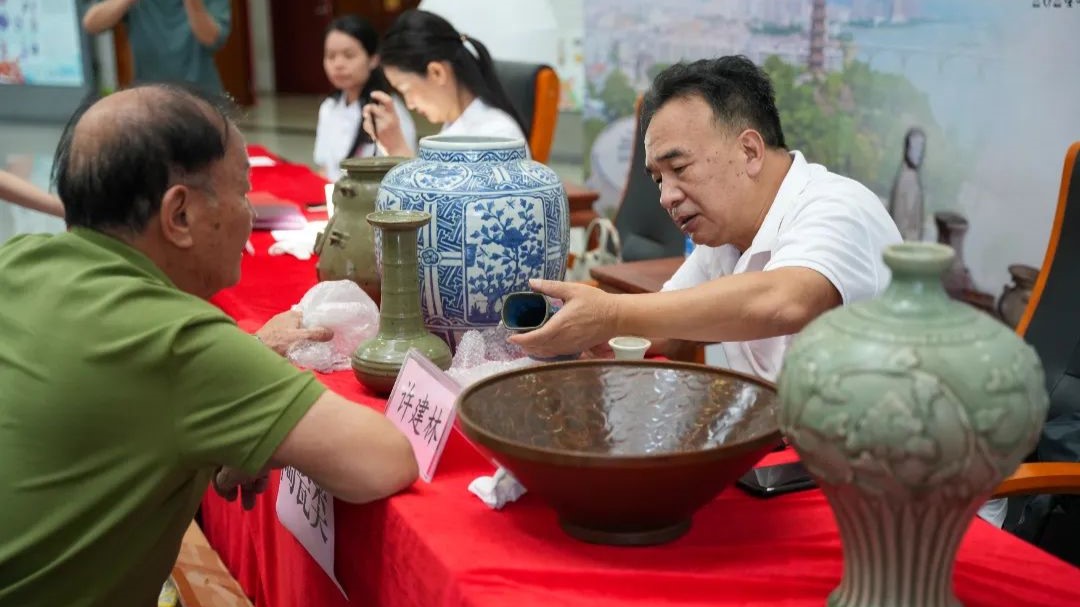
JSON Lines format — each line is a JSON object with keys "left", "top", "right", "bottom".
{"left": 446, "top": 325, "right": 539, "bottom": 389}
{"left": 286, "top": 280, "right": 379, "bottom": 372}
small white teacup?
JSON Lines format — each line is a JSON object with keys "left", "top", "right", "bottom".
{"left": 608, "top": 336, "right": 651, "bottom": 361}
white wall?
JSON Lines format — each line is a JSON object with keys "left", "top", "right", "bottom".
{"left": 419, "top": 0, "right": 585, "bottom": 109}
{"left": 419, "top": 0, "right": 559, "bottom": 65}
{"left": 958, "top": 11, "right": 1080, "bottom": 293}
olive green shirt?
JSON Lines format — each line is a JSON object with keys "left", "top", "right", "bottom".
{"left": 0, "top": 227, "right": 325, "bottom": 606}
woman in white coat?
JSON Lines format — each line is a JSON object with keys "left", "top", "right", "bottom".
{"left": 360, "top": 9, "right": 527, "bottom": 156}
{"left": 314, "top": 14, "right": 416, "bottom": 180}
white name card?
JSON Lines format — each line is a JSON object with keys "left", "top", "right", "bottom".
{"left": 275, "top": 467, "right": 346, "bottom": 597}
{"left": 384, "top": 349, "right": 462, "bottom": 482}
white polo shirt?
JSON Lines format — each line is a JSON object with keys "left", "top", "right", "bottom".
{"left": 441, "top": 98, "right": 527, "bottom": 145}
{"left": 662, "top": 150, "right": 901, "bottom": 382}
{"left": 313, "top": 94, "right": 417, "bottom": 180}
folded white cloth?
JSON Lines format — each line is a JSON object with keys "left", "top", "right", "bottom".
{"left": 268, "top": 221, "right": 328, "bottom": 261}
{"left": 468, "top": 467, "right": 527, "bottom": 510}
{"left": 248, "top": 155, "right": 278, "bottom": 168}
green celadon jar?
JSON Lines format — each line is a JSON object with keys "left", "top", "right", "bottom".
{"left": 315, "top": 157, "right": 406, "bottom": 304}
{"left": 778, "top": 242, "right": 1048, "bottom": 607}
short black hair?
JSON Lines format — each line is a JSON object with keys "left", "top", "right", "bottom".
{"left": 52, "top": 83, "right": 237, "bottom": 234}
{"left": 641, "top": 56, "right": 786, "bottom": 149}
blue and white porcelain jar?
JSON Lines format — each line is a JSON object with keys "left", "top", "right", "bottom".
{"left": 376, "top": 135, "right": 569, "bottom": 350}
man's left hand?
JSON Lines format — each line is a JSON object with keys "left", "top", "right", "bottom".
{"left": 213, "top": 466, "right": 269, "bottom": 511}
{"left": 255, "top": 310, "right": 333, "bottom": 356}
{"left": 508, "top": 279, "right": 620, "bottom": 358}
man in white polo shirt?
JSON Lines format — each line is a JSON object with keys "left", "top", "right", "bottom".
{"left": 510, "top": 56, "right": 902, "bottom": 382}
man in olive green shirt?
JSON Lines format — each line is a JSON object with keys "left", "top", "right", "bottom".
{"left": 0, "top": 84, "right": 418, "bottom": 606}
{"left": 83, "top": 0, "right": 231, "bottom": 94}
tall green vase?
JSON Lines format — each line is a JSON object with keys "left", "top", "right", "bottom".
{"left": 352, "top": 210, "right": 452, "bottom": 396}
{"left": 778, "top": 242, "right": 1048, "bottom": 607}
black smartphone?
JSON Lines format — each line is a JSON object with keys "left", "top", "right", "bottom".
{"left": 736, "top": 461, "right": 816, "bottom": 497}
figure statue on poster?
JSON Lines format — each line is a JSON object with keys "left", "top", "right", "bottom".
{"left": 889, "top": 127, "right": 927, "bottom": 241}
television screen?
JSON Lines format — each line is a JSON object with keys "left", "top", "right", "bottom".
{"left": 0, "top": 0, "right": 87, "bottom": 87}
{"left": 0, "top": 0, "right": 93, "bottom": 121}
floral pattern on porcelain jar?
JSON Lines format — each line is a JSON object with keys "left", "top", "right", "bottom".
{"left": 376, "top": 135, "right": 569, "bottom": 350}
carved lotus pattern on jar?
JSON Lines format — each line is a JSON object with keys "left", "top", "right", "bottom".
{"left": 777, "top": 243, "right": 1049, "bottom": 607}
{"left": 782, "top": 331, "right": 1046, "bottom": 505}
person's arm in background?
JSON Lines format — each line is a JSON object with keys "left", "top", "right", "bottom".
{"left": 0, "top": 170, "right": 64, "bottom": 218}
{"left": 82, "top": 0, "right": 139, "bottom": 34}
{"left": 183, "top": 0, "right": 231, "bottom": 48}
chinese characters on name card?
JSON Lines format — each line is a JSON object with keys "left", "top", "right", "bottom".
{"left": 276, "top": 466, "right": 346, "bottom": 597}
{"left": 385, "top": 349, "right": 463, "bottom": 482}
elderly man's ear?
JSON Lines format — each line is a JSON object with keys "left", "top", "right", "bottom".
{"left": 159, "top": 185, "right": 196, "bottom": 248}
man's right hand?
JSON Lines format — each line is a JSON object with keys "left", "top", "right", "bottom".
{"left": 213, "top": 466, "right": 268, "bottom": 511}
{"left": 255, "top": 310, "right": 332, "bottom": 356}
{"left": 507, "top": 279, "right": 622, "bottom": 358}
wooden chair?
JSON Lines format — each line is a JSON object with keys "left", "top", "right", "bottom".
{"left": 609, "top": 96, "right": 686, "bottom": 262}
{"left": 992, "top": 142, "right": 1080, "bottom": 506}
{"left": 493, "top": 61, "right": 560, "bottom": 164}
{"left": 171, "top": 521, "right": 253, "bottom": 607}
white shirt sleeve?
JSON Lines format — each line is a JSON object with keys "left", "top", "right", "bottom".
{"left": 765, "top": 196, "right": 900, "bottom": 304}
{"left": 661, "top": 245, "right": 740, "bottom": 291}
{"left": 392, "top": 96, "right": 418, "bottom": 154}
{"left": 662, "top": 247, "right": 711, "bottom": 291}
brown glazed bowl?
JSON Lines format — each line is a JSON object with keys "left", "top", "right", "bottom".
{"left": 455, "top": 360, "right": 781, "bottom": 546}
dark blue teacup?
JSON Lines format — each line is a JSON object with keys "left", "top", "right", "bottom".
{"left": 501, "top": 291, "right": 559, "bottom": 332}
{"left": 500, "top": 291, "right": 579, "bottom": 362}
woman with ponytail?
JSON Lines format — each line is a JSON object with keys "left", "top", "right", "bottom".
{"left": 314, "top": 14, "right": 416, "bottom": 179}
{"left": 361, "top": 9, "right": 527, "bottom": 157}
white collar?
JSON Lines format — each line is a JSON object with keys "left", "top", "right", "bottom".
{"left": 743, "top": 150, "right": 811, "bottom": 255}
{"left": 331, "top": 94, "right": 361, "bottom": 111}
{"left": 445, "top": 98, "right": 486, "bottom": 130}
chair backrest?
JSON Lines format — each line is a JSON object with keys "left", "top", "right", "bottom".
{"left": 612, "top": 97, "right": 686, "bottom": 262}
{"left": 1016, "top": 142, "right": 1080, "bottom": 461}
{"left": 492, "top": 60, "right": 560, "bottom": 164}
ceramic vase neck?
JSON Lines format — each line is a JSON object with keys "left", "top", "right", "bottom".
{"left": 880, "top": 243, "right": 954, "bottom": 316}
{"left": 377, "top": 225, "right": 428, "bottom": 340}
{"left": 341, "top": 156, "right": 409, "bottom": 176}
{"left": 418, "top": 135, "right": 527, "bottom": 163}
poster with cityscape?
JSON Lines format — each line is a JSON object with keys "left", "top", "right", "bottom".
{"left": 583, "top": 0, "right": 1080, "bottom": 293}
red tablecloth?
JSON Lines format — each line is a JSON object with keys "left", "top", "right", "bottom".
{"left": 200, "top": 147, "right": 1080, "bottom": 607}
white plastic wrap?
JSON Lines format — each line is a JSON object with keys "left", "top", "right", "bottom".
{"left": 287, "top": 280, "right": 379, "bottom": 372}
{"left": 448, "top": 325, "right": 535, "bottom": 509}
{"left": 446, "top": 325, "right": 539, "bottom": 389}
